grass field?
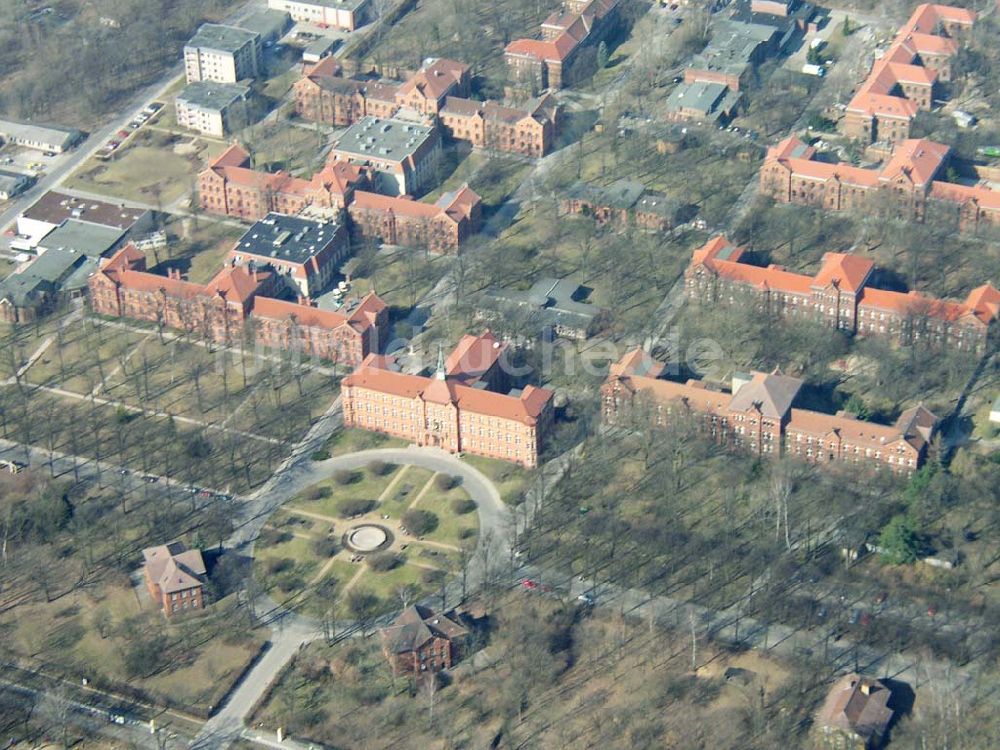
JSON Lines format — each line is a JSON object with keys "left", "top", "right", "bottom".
{"left": 253, "top": 462, "right": 478, "bottom": 619}
{"left": 1, "top": 310, "right": 337, "bottom": 493}
{"left": 66, "top": 129, "right": 215, "bottom": 206}
{"left": 463, "top": 450, "right": 534, "bottom": 505}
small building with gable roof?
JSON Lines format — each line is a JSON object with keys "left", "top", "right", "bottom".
{"left": 142, "top": 542, "right": 207, "bottom": 617}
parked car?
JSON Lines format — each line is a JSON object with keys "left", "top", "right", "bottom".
{"left": 520, "top": 579, "right": 538, "bottom": 590}
{"left": 577, "top": 593, "right": 595, "bottom": 606}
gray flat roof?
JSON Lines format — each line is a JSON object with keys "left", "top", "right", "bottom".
{"left": 688, "top": 19, "right": 778, "bottom": 76}
{"left": 483, "top": 277, "right": 601, "bottom": 331}
{"left": 0, "top": 118, "right": 83, "bottom": 149}
{"left": 277, "top": 0, "right": 369, "bottom": 9}
{"left": 0, "top": 246, "right": 99, "bottom": 305}
{"left": 235, "top": 213, "right": 342, "bottom": 266}
{"left": 186, "top": 23, "right": 259, "bottom": 53}
{"left": 331, "top": 116, "right": 435, "bottom": 162}
{"left": 666, "top": 81, "right": 730, "bottom": 113}
{"left": 238, "top": 10, "right": 291, "bottom": 38}
{"left": 177, "top": 81, "right": 252, "bottom": 112}
{"left": 0, "top": 169, "right": 32, "bottom": 191}
{"left": 37, "top": 219, "right": 126, "bottom": 256}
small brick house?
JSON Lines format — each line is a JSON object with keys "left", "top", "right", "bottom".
{"left": 142, "top": 542, "right": 207, "bottom": 618}
{"left": 380, "top": 604, "right": 468, "bottom": 675}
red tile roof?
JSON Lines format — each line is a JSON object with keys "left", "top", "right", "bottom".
{"left": 880, "top": 139, "right": 949, "bottom": 187}
{"left": 344, "top": 334, "right": 553, "bottom": 426}
{"left": 445, "top": 331, "right": 505, "bottom": 382}
{"left": 812, "top": 253, "right": 874, "bottom": 292}
{"left": 396, "top": 58, "right": 468, "bottom": 103}
{"left": 252, "top": 291, "right": 386, "bottom": 332}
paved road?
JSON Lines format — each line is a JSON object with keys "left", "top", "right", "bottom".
{"left": 0, "top": 0, "right": 267, "bottom": 244}
{"left": 189, "top": 442, "right": 510, "bottom": 749}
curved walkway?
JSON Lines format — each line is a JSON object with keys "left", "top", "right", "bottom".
{"left": 191, "top": 445, "right": 508, "bottom": 749}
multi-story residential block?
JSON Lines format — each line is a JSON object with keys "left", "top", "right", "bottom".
{"left": 602, "top": 349, "right": 939, "bottom": 475}
{"left": 227, "top": 213, "right": 350, "bottom": 297}
{"left": 843, "top": 4, "right": 975, "bottom": 144}
{"left": 504, "top": 0, "right": 620, "bottom": 90}
{"left": 761, "top": 135, "right": 1000, "bottom": 231}
{"left": 198, "top": 143, "right": 367, "bottom": 221}
{"left": 341, "top": 331, "right": 555, "bottom": 467}
{"left": 89, "top": 244, "right": 388, "bottom": 365}
{"left": 142, "top": 543, "right": 207, "bottom": 618}
{"left": 176, "top": 81, "right": 254, "bottom": 137}
{"left": 380, "top": 605, "right": 468, "bottom": 676}
{"left": 347, "top": 185, "right": 482, "bottom": 254}
{"left": 439, "top": 93, "right": 560, "bottom": 157}
{"left": 685, "top": 235, "right": 1000, "bottom": 353}
{"left": 267, "top": 0, "right": 370, "bottom": 31}
{"left": 559, "top": 178, "right": 694, "bottom": 233}
{"left": 328, "top": 116, "right": 440, "bottom": 196}
{"left": 184, "top": 23, "right": 262, "bottom": 84}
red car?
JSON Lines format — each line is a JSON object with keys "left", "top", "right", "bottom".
{"left": 520, "top": 579, "right": 538, "bottom": 590}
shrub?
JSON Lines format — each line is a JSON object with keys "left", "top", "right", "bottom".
{"left": 304, "top": 485, "right": 331, "bottom": 502}
{"left": 338, "top": 498, "right": 375, "bottom": 518}
{"left": 435, "top": 473, "right": 457, "bottom": 491}
{"left": 312, "top": 537, "right": 339, "bottom": 558}
{"left": 367, "top": 551, "right": 402, "bottom": 572}
{"left": 277, "top": 573, "right": 305, "bottom": 593}
{"left": 459, "top": 527, "right": 477, "bottom": 540}
{"left": 366, "top": 460, "right": 393, "bottom": 476}
{"left": 402, "top": 509, "right": 438, "bottom": 536}
{"left": 421, "top": 568, "right": 447, "bottom": 586}
{"left": 451, "top": 497, "right": 476, "bottom": 515}
{"left": 333, "top": 469, "right": 357, "bottom": 485}
{"left": 310, "top": 449, "right": 331, "bottom": 461}
{"left": 267, "top": 557, "right": 295, "bottom": 575}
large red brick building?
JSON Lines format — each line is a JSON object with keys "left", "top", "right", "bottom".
{"left": 380, "top": 604, "right": 468, "bottom": 675}
{"left": 142, "top": 542, "right": 207, "bottom": 618}
{"left": 843, "top": 4, "right": 976, "bottom": 144}
{"left": 89, "top": 244, "right": 388, "bottom": 365}
{"left": 685, "top": 236, "right": 1000, "bottom": 354}
{"left": 602, "top": 349, "right": 938, "bottom": 475}
{"left": 760, "top": 135, "right": 1000, "bottom": 232}
{"left": 347, "top": 185, "right": 482, "bottom": 255}
{"left": 439, "top": 93, "right": 561, "bottom": 158}
{"left": 293, "top": 57, "right": 469, "bottom": 125}
{"left": 341, "top": 331, "right": 555, "bottom": 467}
{"left": 198, "top": 143, "right": 367, "bottom": 222}
{"left": 198, "top": 144, "right": 483, "bottom": 254}
{"left": 504, "top": 0, "right": 621, "bottom": 91}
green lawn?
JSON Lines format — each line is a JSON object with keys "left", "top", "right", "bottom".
{"left": 67, "top": 141, "right": 198, "bottom": 206}
{"left": 2, "top": 582, "right": 264, "bottom": 716}
{"left": 462, "top": 454, "right": 534, "bottom": 505}
{"left": 324, "top": 427, "right": 409, "bottom": 455}
{"left": 412, "top": 482, "right": 478, "bottom": 548}
{"left": 286, "top": 466, "right": 401, "bottom": 519}
{"left": 377, "top": 466, "right": 435, "bottom": 519}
